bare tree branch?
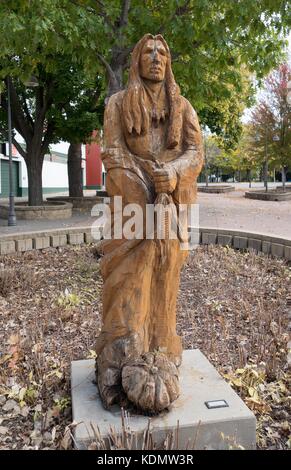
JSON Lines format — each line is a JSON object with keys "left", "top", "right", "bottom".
{"left": 97, "top": 53, "right": 120, "bottom": 95}
{"left": 119, "top": 0, "right": 131, "bottom": 29}
{"left": 12, "top": 137, "right": 26, "bottom": 158}
{"left": 41, "top": 120, "right": 54, "bottom": 157}
{"left": 6, "top": 77, "right": 33, "bottom": 144}
{"left": 20, "top": 92, "right": 34, "bottom": 131}
{"left": 43, "top": 79, "right": 55, "bottom": 114}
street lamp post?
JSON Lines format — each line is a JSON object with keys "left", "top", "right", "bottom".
{"left": 7, "top": 78, "right": 16, "bottom": 226}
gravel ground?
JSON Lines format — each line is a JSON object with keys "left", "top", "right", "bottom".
{"left": 0, "top": 245, "right": 290, "bottom": 450}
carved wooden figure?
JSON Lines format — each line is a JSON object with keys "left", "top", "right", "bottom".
{"left": 95, "top": 34, "right": 203, "bottom": 414}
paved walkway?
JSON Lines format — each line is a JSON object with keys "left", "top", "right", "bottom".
{"left": 0, "top": 185, "right": 290, "bottom": 239}
{"left": 198, "top": 189, "right": 291, "bottom": 238}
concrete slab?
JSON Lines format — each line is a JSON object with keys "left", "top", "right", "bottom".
{"left": 271, "top": 243, "right": 285, "bottom": 258}
{"left": 285, "top": 246, "right": 291, "bottom": 261}
{"left": 201, "top": 232, "right": 217, "bottom": 245}
{"left": 15, "top": 238, "right": 33, "bottom": 252}
{"left": 84, "top": 231, "right": 94, "bottom": 244}
{"left": 50, "top": 234, "right": 68, "bottom": 247}
{"left": 33, "top": 236, "right": 50, "bottom": 250}
{"left": 233, "top": 236, "right": 248, "bottom": 250}
{"left": 71, "top": 350, "right": 256, "bottom": 450}
{"left": 217, "top": 234, "right": 233, "bottom": 247}
{"left": 248, "top": 238, "right": 262, "bottom": 253}
{"left": 0, "top": 240, "right": 15, "bottom": 255}
{"left": 68, "top": 233, "right": 84, "bottom": 245}
{"left": 262, "top": 241, "right": 271, "bottom": 255}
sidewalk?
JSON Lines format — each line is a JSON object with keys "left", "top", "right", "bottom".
{"left": 0, "top": 212, "right": 92, "bottom": 236}
{"left": 0, "top": 187, "right": 290, "bottom": 239}
{"left": 0, "top": 190, "right": 94, "bottom": 236}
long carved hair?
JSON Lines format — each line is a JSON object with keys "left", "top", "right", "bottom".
{"left": 121, "top": 33, "right": 182, "bottom": 149}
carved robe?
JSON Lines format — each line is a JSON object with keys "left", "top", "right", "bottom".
{"left": 95, "top": 86, "right": 203, "bottom": 368}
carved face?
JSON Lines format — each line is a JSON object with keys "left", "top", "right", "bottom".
{"left": 139, "top": 39, "right": 168, "bottom": 82}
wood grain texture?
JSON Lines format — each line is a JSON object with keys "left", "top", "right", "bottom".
{"left": 95, "top": 34, "right": 203, "bottom": 414}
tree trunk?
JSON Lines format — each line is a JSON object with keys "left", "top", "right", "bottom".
{"left": 68, "top": 142, "right": 83, "bottom": 197}
{"left": 104, "top": 52, "right": 124, "bottom": 98}
{"left": 112, "top": 64, "right": 123, "bottom": 89}
{"left": 26, "top": 154, "right": 44, "bottom": 206}
{"left": 247, "top": 169, "right": 252, "bottom": 188}
{"left": 263, "top": 161, "right": 268, "bottom": 192}
{"left": 205, "top": 166, "right": 209, "bottom": 186}
{"left": 282, "top": 166, "right": 286, "bottom": 191}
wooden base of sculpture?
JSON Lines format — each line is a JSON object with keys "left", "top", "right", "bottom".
{"left": 95, "top": 333, "right": 180, "bottom": 414}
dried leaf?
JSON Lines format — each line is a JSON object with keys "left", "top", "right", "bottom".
{"left": 60, "top": 426, "right": 72, "bottom": 450}
{"left": 0, "top": 426, "right": 9, "bottom": 435}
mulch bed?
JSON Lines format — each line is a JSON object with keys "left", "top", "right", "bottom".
{"left": 0, "top": 245, "right": 290, "bottom": 450}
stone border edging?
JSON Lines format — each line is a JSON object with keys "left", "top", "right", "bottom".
{"left": 0, "top": 201, "right": 73, "bottom": 220}
{"left": 0, "top": 226, "right": 92, "bottom": 254}
{"left": 0, "top": 225, "right": 290, "bottom": 261}
{"left": 193, "top": 226, "right": 291, "bottom": 261}
{"left": 46, "top": 196, "right": 104, "bottom": 211}
{"left": 198, "top": 186, "right": 235, "bottom": 193}
{"left": 245, "top": 191, "right": 291, "bottom": 201}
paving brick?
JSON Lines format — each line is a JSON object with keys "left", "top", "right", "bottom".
{"left": 33, "top": 236, "right": 50, "bottom": 250}
{"left": 50, "top": 234, "right": 68, "bottom": 247}
{"left": 248, "top": 238, "right": 262, "bottom": 253}
{"left": 284, "top": 245, "right": 291, "bottom": 261}
{"left": 68, "top": 233, "right": 84, "bottom": 245}
{"left": 0, "top": 240, "right": 16, "bottom": 255}
{"left": 201, "top": 232, "right": 217, "bottom": 245}
{"left": 201, "top": 232, "right": 209, "bottom": 245}
{"left": 15, "top": 239, "right": 33, "bottom": 252}
{"left": 84, "top": 231, "right": 94, "bottom": 244}
{"left": 233, "top": 236, "right": 248, "bottom": 249}
{"left": 217, "top": 234, "right": 233, "bottom": 246}
{"left": 271, "top": 243, "right": 285, "bottom": 258}
{"left": 262, "top": 241, "right": 271, "bottom": 255}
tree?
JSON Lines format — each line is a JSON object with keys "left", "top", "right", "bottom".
{"left": 0, "top": 58, "right": 102, "bottom": 204}
{"left": 0, "top": 1, "right": 104, "bottom": 205}
{"left": 201, "top": 126, "right": 264, "bottom": 184}
{"left": 202, "top": 133, "right": 221, "bottom": 185}
{"left": 94, "top": 0, "right": 290, "bottom": 143}
{"left": 0, "top": 0, "right": 289, "bottom": 203}
{"left": 52, "top": 65, "right": 104, "bottom": 197}
{"left": 250, "top": 63, "right": 291, "bottom": 190}
{"left": 0, "top": 73, "right": 57, "bottom": 205}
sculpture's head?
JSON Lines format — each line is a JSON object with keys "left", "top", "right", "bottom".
{"left": 122, "top": 34, "right": 182, "bottom": 149}
{"left": 139, "top": 37, "right": 168, "bottom": 83}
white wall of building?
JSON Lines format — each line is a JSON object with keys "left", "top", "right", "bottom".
{"left": 2, "top": 137, "right": 87, "bottom": 195}
{"left": 43, "top": 160, "right": 69, "bottom": 188}
{"left": 19, "top": 157, "right": 69, "bottom": 190}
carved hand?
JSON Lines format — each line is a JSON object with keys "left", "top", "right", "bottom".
{"left": 153, "top": 164, "right": 177, "bottom": 194}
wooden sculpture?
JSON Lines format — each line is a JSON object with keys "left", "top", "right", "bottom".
{"left": 95, "top": 34, "right": 203, "bottom": 414}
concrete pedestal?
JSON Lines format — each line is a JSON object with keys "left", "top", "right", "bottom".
{"left": 71, "top": 349, "right": 256, "bottom": 450}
